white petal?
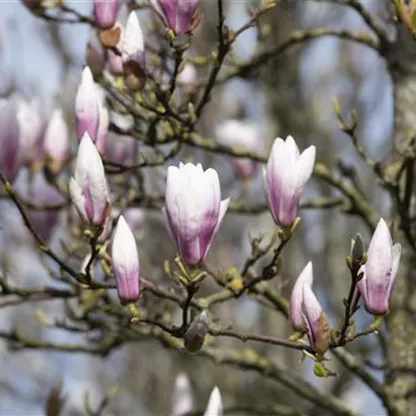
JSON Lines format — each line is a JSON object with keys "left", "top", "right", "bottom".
{"left": 295, "top": 145, "right": 316, "bottom": 189}
{"left": 284, "top": 135, "right": 300, "bottom": 160}
{"left": 69, "top": 177, "right": 87, "bottom": 221}
{"left": 203, "top": 387, "right": 223, "bottom": 416}
{"left": 122, "top": 12, "right": 144, "bottom": 59}
{"left": 290, "top": 262, "right": 313, "bottom": 330}
{"left": 366, "top": 218, "right": 393, "bottom": 285}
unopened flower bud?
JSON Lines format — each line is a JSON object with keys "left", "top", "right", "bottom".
{"left": 264, "top": 136, "right": 315, "bottom": 226}
{"left": 93, "top": 0, "right": 119, "bottom": 30}
{"left": 112, "top": 215, "right": 140, "bottom": 303}
{"left": 357, "top": 219, "right": 401, "bottom": 315}
{"left": 184, "top": 310, "right": 209, "bottom": 353}
{"left": 349, "top": 233, "right": 365, "bottom": 273}
{"left": 163, "top": 163, "right": 229, "bottom": 266}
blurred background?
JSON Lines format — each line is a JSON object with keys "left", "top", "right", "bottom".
{"left": 0, "top": 1, "right": 395, "bottom": 415}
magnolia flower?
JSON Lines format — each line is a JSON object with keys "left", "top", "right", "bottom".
{"left": 215, "top": 119, "right": 260, "bottom": 178}
{"left": 163, "top": 162, "right": 229, "bottom": 266}
{"left": 75, "top": 66, "right": 100, "bottom": 141}
{"left": 264, "top": 136, "right": 315, "bottom": 226}
{"left": 44, "top": 108, "right": 69, "bottom": 173}
{"left": 302, "top": 285, "right": 330, "bottom": 353}
{"left": 69, "top": 133, "right": 110, "bottom": 227}
{"left": 150, "top": 0, "right": 201, "bottom": 36}
{"left": 112, "top": 215, "right": 140, "bottom": 303}
{"left": 0, "top": 98, "right": 21, "bottom": 181}
{"left": 203, "top": 387, "right": 223, "bottom": 416}
{"left": 171, "top": 373, "right": 193, "bottom": 416}
{"left": 17, "top": 98, "right": 44, "bottom": 167}
{"left": 290, "top": 262, "right": 314, "bottom": 332}
{"left": 121, "top": 12, "right": 146, "bottom": 90}
{"left": 93, "top": 0, "right": 119, "bottom": 30}
{"left": 357, "top": 218, "right": 401, "bottom": 315}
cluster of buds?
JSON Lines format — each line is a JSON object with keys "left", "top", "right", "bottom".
{"left": 264, "top": 136, "right": 316, "bottom": 227}
{"left": 0, "top": 96, "right": 69, "bottom": 184}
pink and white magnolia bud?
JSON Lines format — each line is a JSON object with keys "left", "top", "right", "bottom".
{"left": 75, "top": 66, "right": 100, "bottom": 141}
{"left": 150, "top": 0, "right": 201, "bottom": 36}
{"left": 357, "top": 218, "right": 401, "bottom": 315}
{"left": 215, "top": 119, "right": 261, "bottom": 179}
{"left": 44, "top": 108, "right": 69, "bottom": 174}
{"left": 302, "top": 285, "right": 330, "bottom": 353}
{"left": 203, "top": 387, "right": 223, "bottom": 416}
{"left": 69, "top": 133, "right": 110, "bottom": 227}
{"left": 171, "top": 373, "right": 193, "bottom": 416}
{"left": 264, "top": 136, "right": 316, "bottom": 226}
{"left": 0, "top": 98, "right": 21, "bottom": 181}
{"left": 17, "top": 98, "right": 44, "bottom": 167}
{"left": 121, "top": 12, "right": 146, "bottom": 90}
{"left": 112, "top": 215, "right": 140, "bottom": 303}
{"left": 93, "top": 0, "right": 119, "bottom": 30}
{"left": 121, "top": 13, "right": 145, "bottom": 63}
{"left": 290, "top": 261, "right": 314, "bottom": 332}
{"left": 163, "top": 163, "right": 229, "bottom": 266}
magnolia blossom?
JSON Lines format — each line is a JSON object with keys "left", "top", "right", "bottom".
{"left": 290, "top": 262, "right": 314, "bottom": 332}
{"left": 0, "top": 98, "right": 21, "bottom": 181}
{"left": 44, "top": 108, "right": 69, "bottom": 173}
{"left": 121, "top": 12, "right": 146, "bottom": 90}
{"left": 69, "top": 133, "right": 110, "bottom": 227}
{"left": 150, "top": 0, "right": 200, "bottom": 36}
{"left": 264, "top": 136, "right": 316, "bottom": 226}
{"left": 203, "top": 387, "right": 223, "bottom": 416}
{"left": 357, "top": 218, "right": 401, "bottom": 315}
{"left": 75, "top": 67, "right": 100, "bottom": 141}
{"left": 215, "top": 119, "right": 260, "bottom": 178}
{"left": 16, "top": 98, "right": 44, "bottom": 167}
{"left": 112, "top": 215, "right": 140, "bottom": 303}
{"left": 163, "top": 163, "right": 229, "bottom": 266}
{"left": 171, "top": 373, "right": 193, "bottom": 416}
{"left": 93, "top": 0, "right": 119, "bottom": 30}
{"left": 302, "top": 285, "right": 329, "bottom": 353}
